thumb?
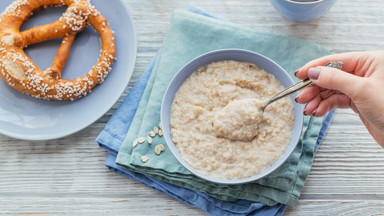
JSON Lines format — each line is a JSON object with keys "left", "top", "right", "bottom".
{"left": 308, "top": 66, "right": 364, "bottom": 98}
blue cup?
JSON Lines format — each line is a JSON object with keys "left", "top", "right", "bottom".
{"left": 270, "top": 0, "right": 337, "bottom": 23}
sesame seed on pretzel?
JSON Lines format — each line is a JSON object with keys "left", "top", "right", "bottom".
{"left": 0, "top": 0, "right": 116, "bottom": 100}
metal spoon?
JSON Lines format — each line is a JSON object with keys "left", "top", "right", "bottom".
{"left": 261, "top": 61, "right": 343, "bottom": 111}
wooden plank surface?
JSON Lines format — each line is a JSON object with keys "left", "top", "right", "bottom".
{"left": 1, "top": 0, "right": 384, "bottom": 215}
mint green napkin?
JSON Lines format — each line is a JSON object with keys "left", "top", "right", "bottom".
{"left": 116, "top": 10, "right": 331, "bottom": 206}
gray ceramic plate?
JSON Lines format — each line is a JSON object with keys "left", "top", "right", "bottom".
{"left": 0, "top": 0, "right": 136, "bottom": 140}
{"left": 161, "top": 49, "right": 304, "bottom": 184}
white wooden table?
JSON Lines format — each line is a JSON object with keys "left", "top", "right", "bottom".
{"left": 1, "top": 0, "right": 384, "bottom": 215}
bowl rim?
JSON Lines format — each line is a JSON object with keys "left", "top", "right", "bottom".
{"left": 284, "top": 0, "right": 326, "bottom": 5}
{"left": 160, "top": 48, "right": 304, "bottom": 185}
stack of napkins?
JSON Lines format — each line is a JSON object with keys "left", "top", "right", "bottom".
{"left": 97, "top": 6, "right": 334, "bottom": 215}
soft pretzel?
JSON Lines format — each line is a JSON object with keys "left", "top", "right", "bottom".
{"left": 0, "top": 0, "right": 116, "bottom": 100}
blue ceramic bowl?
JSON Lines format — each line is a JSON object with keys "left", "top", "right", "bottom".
{"left": 161, "top": 49, "right": 304, "bottom": 184}
{"left": 270, "top": 0, "right": 337, "bottom": 23}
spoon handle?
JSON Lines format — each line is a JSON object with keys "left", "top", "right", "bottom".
{"left": 267, "top": 61, "right": 344, "bottom": 106}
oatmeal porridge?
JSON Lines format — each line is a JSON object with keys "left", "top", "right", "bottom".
{"left": 170, "top": 60, "right": 295, "bottom": 180}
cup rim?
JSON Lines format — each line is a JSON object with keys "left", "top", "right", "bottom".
{"left": 284, "top": 0, "right": 326, "bottom": 5}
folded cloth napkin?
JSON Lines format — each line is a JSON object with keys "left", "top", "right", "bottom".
{"left": 98, "top": 52, "right": 334, "bottom": 215}
{"left": 98, "top": 6, "right": 335, "bottom": 214}
{"left": 113, "top": 9, "right": 332, "bottom": 206}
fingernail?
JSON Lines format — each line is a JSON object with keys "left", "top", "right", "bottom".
{"left": 308, "top": 67, "right": 321, "bottom": 80}
{"left": 294, "top": 70, "right": 299, "bottom": 77}
{"left": 294, "top": 95, "right": 299, "bottom": 103}
{"left": 312, "top": 108, "right": 318, "bottom": 116}
{"left": 303, "top": 107, "right": 307, "bottom": 115}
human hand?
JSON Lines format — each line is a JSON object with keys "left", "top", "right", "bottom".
{"left": 294, "top": 50, "right": 384, "bottom": 147}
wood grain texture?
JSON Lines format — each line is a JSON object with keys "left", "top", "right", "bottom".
{"left": 1, "top": 0, "right": 384, "bottom": 215}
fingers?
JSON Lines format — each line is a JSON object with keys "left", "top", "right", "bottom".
{"left": 294, "top": 51, "right": 373, "bottom": 80}
{"left": 308, "top": 66, "right": 368, "bottom": 100}
{"left": 296, "top": 86, "right": 351, "bottom": 117}
{"left": 298, "top": 88, "right": 343, "bottom": 115}
{"left": 303, "top": 93, "right": 351, "bottom": 117}
{"left": 296, "top": 87, "right": 337, "bottom": 104}
{"left": 303, "top": 95, "right": 321, "bottom": 116}
{"left": 295, "top": 85, "right": 320, "bottom": 103}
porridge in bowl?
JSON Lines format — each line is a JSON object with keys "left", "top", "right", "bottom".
{"left": 170, "top": 60, "right": 294, "bottom": 180}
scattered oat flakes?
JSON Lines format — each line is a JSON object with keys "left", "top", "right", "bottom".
{"left": 140, "top": 155, "right": 149, "bottom": 163}
{"left": 147, "top": 136, "right": 152, "bottom": 144}
{"left": 149, "top": 131, "right": 156, "bottom": 137}
{"left": 154, "top": 126, "right": 159, "bottom": 134}
{"left": 155, "top": 144, "right": 165, "bottom": 155}
{"left": 132, "top": 139, "right": 138, "bottom": 147}
{"left": 138, "top": 137, "right": 146, "bottom": 143}
{"left": 158, "top": 129, "right": 163, "bottom": 137}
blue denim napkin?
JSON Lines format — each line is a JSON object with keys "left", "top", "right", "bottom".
{"left": 97, "top": 6, "right": 335, "bottom": 216}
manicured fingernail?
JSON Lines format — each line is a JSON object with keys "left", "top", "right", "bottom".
{"left": 303, "top": 107, "right": 307, "bottom": 115}
{"left": 308, "top": 67, "right": 321, "bottom": 80}
{"left": 312, "top": 108, "right": 318, "bottom": 116}
{"left": 294, "top": 70, "right": 299, "bottom": 77}
{"left": 294, "top": 95, "right": 299, "bottom": 103}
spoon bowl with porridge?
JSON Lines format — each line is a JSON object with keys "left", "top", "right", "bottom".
{"left": 213, "top": 61, "right": 343, "bottom": 143}
{"left": 161, "top": 49, "right": 304, "bottom": 184}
